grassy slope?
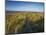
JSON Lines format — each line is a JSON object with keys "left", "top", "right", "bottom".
{"left": 5, "top": 12, "right": 44, "bottom": 34}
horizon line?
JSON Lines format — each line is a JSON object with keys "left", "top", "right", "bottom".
{"left": 6, "top": 11, "right": 44, "bottom": 13}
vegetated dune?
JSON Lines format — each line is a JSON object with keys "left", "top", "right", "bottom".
{"left": 5, "top": 11, "right": 44, "bottom": 34}
{"left": 6, "top": 12, "right": 44, "bottom": 22}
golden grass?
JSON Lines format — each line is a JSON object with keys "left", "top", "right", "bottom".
{"left": 5, "top": 12, "right": 44, "bottom": 33}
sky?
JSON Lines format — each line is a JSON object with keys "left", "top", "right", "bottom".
{"left": 5, "top": 0, "right": 44, "bottom": 12}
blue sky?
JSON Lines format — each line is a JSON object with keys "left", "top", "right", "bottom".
{"left": 6, "top": 1, "right": 44, "bottom": 12}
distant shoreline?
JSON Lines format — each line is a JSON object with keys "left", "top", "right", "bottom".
{"left": 5, "top": 11, "right": 44, "bottom": 15}
{"left": 6, "top": 11, "right": 44, "bottom": 13}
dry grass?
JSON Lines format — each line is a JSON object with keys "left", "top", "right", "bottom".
{"left": 5, "top": 12, "right": 44, "bottom": 34}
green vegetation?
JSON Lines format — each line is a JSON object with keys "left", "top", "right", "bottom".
{"left": 5, "top": 12, "right": 44, "bottom": 34}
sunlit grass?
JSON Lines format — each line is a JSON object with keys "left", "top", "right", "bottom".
{"left": 6, "top": 12, "right": 44, "bottom": 33}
